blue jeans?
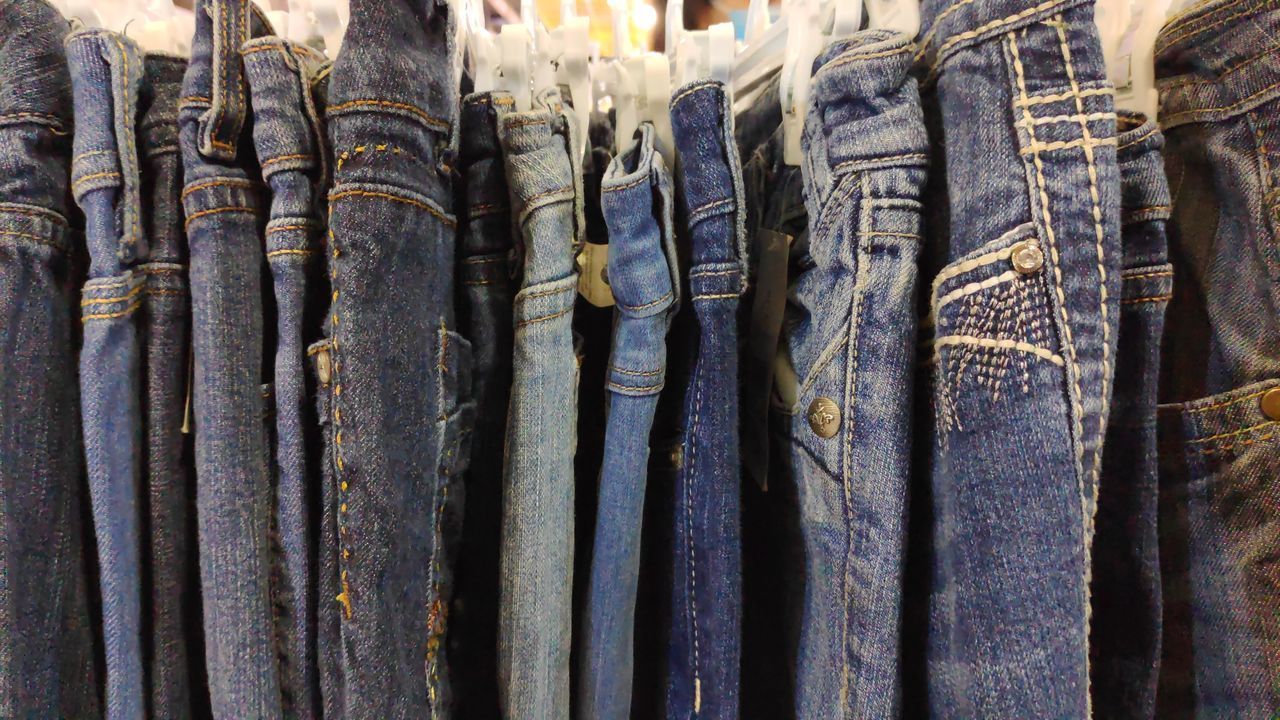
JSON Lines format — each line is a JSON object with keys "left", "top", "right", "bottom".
{"left": 1089, "top": 112, "right": 1172, "bottom": 719}
{"left": 0, "top": 1, "right": 100, "bottom": 716}
{"left": 68, "top": 29, "right": 150, "bottom": 720}
{"left": 243, "top": 35, "right": 332, "bottom": 719}
{"left": 909, "top": 0, "right": 1121, "bottom": 715}
{"left": 496, "top": 88, "right": 583, "bottom": 720}
{"left": 580, "top": 121, "right": 679, "bottom": 720}
{"left": 663, "top": 79, "right": 748, "bottom": 720}
{"left": 179, "top": 2, "right": 283, "bottom": 716}
{"left": 783, "top": 31, "right": 927, "bottom": 718}
{"left": 321, "top": 0, "right": 473, "bottom": 715}
{"left": 1155, "top": 1, "right": 1280, "bottom": 714}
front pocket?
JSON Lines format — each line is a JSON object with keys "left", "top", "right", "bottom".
{"left": 923, "top": 224, "right": 1064, "bottom": 434}
{"left": 1159, "top": 378, "right": 1280, "bottom": 710}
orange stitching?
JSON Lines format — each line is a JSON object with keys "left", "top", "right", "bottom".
{"left": 329, "top": 190, "right": 456, "bottom": 228}
{"left": 515, "top": 305, "right": 572, "bottom": 328}
{"left": 1188, "top": 420, "right": 1278, "bottom": 445}
{"left": 1201, "top": 431, "right": 1276, "bottom": 455}
{"left": 0, "top": 205, "right": 68, "bottom": 225}
{"left": 522, "top": 284, "right": 575, "bottom": 301}
{"left": 611, "top": 366, "right": 662, "bottom": 377}
{"left": 0, "top": 230, "right": 62, "bottom": 249}
{"left": 81, "top": 283, "right": 145, "bottom": 306}
{"left": 72, "top": 171, "right": 122, "bottom": 189}
{"left": 327, "top": 99, "right": 450, "bottom": 130}
{"left": 184, "top": 206, "right": 256, "bottom": 229}
{"left": 1121, "top": 295, "right": 1172, "bottom": 305}
{"left": 606, "top": 380, "right": 664, "bottom": 392}
{"left": 267, "top": 225, "right": 314, "bottom": 234}
{"left": 266, "top": 248, "right": 318, "bottom": 258}
{"left": 82, "top": 298, "right": 142, "bottom": 321}
{"left": 1186, "top": 387, "right": 1278, "bottom": 415}
{"left": 335, "top": 144, "right": 403, "bottom": 171}
{"left": 181, "top": 178, "right": 258, "bottom": 200}
{"left": 261, "top": 153, "right": 310, "bottom": 168}
{"left": 1122, "top": 270, "right": 1173, "bottom": 280}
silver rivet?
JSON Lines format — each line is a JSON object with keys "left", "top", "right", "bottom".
{"left": 1010, "top": 241, "right": 1045, "bottom": 274}
{"left": 807, "top": 397, "right": 841, "bottom": 439}
{"left": 316, "top": 350, "right": 332, "bottom": 385}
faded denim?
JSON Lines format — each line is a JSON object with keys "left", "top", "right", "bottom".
{"left": 909, "top": 0, "right": 1121, "bottom": 716}
{"left": 775, "top": 32, "right": 927, "bottom": 719}
{"left": 243, "top": 35, "right": 331, "bottom": 719}
{"left": 0, "top": 1, "right": 100, "bottom": 716}
{"left": 497, "top": 88, "right": 583, "bottom": 720}
{"left": 663, "top": 80, "right": 747, "bottom": 720}
{"left": 579, "top": 122, "right": 679, "bottom": 720}
{"left": 1089, "top": 113, "right": 1172, "bottom": 719}
{"left": 320, "top": 0, "right": 473, "bottom": 715}
{"left": 179, "top": 1, "right": 283, "bottom": 715}
{"left": 1155, "top": 0, "right": 1280, "bottom": 714}
{"left": 450, "top": 90, "right": 515, "bottom": 720}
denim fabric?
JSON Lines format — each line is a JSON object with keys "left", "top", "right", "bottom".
{"left": 322, "top": 0, "right": 473, "bottom": 714}
{"left": 497, "top": 88, "right": 583, "bottom": 720}
{"left": 664, "top": 79, "right": 747, "bottom": 720}
{"left": 908, "top": 0, "right": 1121, "bottom": 716}
{"left": 579, "top": 122, "right": 679, "bottom": 720}
{"left": 1155, "top": 1, "right": 1280, "bottom": 714}
{"left": 68, "top": 29, "right": 149, "bottom": 720}
{"left": 773, "top": 32, "right": 927, "bottom": 719}
{"left": 178, "top": 1, "right": 283, "bottom": 716}
{"left": 1089, "top": 113, "right": 1172, "bottom": 719}
{"left": 0, "top": 1, "right": 100, "bottom": 716}
{"left": 243, "top": 36, "right": 331, "bottom": 719}
{"left": 449, "top": 90, "right": 515, "bottom": 720}
{"left": 137, "top": 52, "right": 204, "bottom": 719}
{"left": 735, "top": 75, "right": 809, "bottom": 720}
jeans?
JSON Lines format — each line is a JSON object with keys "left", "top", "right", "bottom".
{"left": 321, "top": 0, "right": 473, "bottom": 714}
{"left": 0, "top": 1, "right": 100, "bottom": 716}
{"left": 449, "top": 90, "right": 516, "bottom": 720}
{"left": 580, "top": 121, "right": 679, "bottom": 720}
{"left": 1089, "top": 112, "right": 1172, "bottom": 719}
{"left": 908, "top": 0, "right": 1121, "bottom": 715}
{"left": 68, "top": 30, "right": 148, "bottom": 720}
{"left": 1155, "top": 0, "right": 1280, "bottom": 714}
{"left": 663, "top": 79, "right": 748, "bottom": 720}
{"left": 497, "top": 88, "right": 583, "bottom": 720}
{"left": 179, "top": 2, "right": 282, "bottom": 715}
{"left": 243, "top": 35, "right": 331, "bottom": 719}
{"left": 778, "top": 32, "right": 927, "bottom": 719}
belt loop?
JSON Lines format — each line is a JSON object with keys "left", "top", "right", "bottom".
{"left": 198, "top": 0, "right": 250, "bottom": 161}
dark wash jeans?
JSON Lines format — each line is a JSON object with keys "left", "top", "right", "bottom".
{"left": 781, "top": 31, "right": 927, "bottom": 719}
{"left": 243, "top": 35, "right": 331, "bottom": 719}
{"left": 580, "top": 121, "right": 679, "bottom": 720}
{"left": 662, "top": 80, "right": 747, "bottom": 720}
{"left": 1089, "top": 112, "right": 1172, "bottom": 719}
{"left": 320, "top": 0, "right": 473, "bottom": 715}
{"left": 908, "top": 0, "right": 1122, "bottom": 716}
{"left": 496, "top": 88, "right": 582, "bottom": 720}
{"left": 1155, "top": 0, "right": 1280, "bottom": 714}
{"left": 179, "top": 2, "right": 283, "bottom": 716}
{"left": 0, "top": 1, "right": 99, "bottom": 716}
{"left": 450, "top": 90, "right": 515, "bottom": 720}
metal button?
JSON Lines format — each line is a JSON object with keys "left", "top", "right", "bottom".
{"left": 1010, "top": 241, "right": 1045, "bottom": 274}
{"left": 316, "top": 349, "right": 332, "bottom": 385}
{"left": 1262, "top": 388, "right": 1280, "bottom": 421}
{"left": 670, "top": 445, "right": 684, "bottom": 468}
{"left": 807, "top": 397, "right": 841, "bottom": 439}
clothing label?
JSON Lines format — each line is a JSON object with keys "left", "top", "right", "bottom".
{"left": 743, "top": 228, "right": 793, "bottom": 491}
{"left": 577, "top": 242, "right": 615, "bottom": 307}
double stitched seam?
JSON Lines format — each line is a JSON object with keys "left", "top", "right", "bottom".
{"left": 1015, "top": 86, "right": 1113, "bottom": 107}
{"left": 262, "top": 153, "right": 310, "bottom": 168}
{"left": 606, "top": 380, "right": 664, "bottom": 393}
{"left": 930, "top": 335, "right": 1065, "bottom": 365}
{"left": 683, "top": 342, "right": 706, "bottom": 712}
{"left": 1161, "top": 44, "right": 1280, "bottom": 88}
{"left": 329, "top": 190, "right": 456, "bottom": 228}
{"left": 1016, "top": 111, "right": 1114, "bottom": 127}
{"left": 928, "top": 0, "right": 1073, "bottom": 70}
{"left": 1019, "top": 136, "right": 1117, "bottom": 155}
{"left": 1157, "top": 0, "right": 1259, "bottom": 52}
{"left": 327, "top": 99, "right": 449, "bottom": 130}
{"left": 1010, "top": 33, "right": 1090, "bottom": 581}
{"left": 1200, "top": 431, "right": 1276, "bottom": 455}
{"left": 0, "top": 204, "right": 68, "bottom": 225}
{"left": 181, "top": 178, "right": 258, "bottom": 200}
{"left": 184, "top": 206, "right": 255, "bottom": 230}
{"left": 916, "top": 0, "right": 981, "bottom": 59}
{"left": 611, "top": 366, "right": 662, "bottom": 377}
{"left": 833, "top": 153, "right": 930, "bottom": 174}
{"left": 1164, "top": 79, "right": 1280, "bottom": 122}
{"left": 111, "top": 34, "right": 142, "bottom": 248}
{"left": 1188, "top": 419, "right": 1278, "bottom": 445}
{"left": 1187, "top": 387, "right": 1278, "bottom": 414}
{"left": 1122, "top": 269, "right": 1173, "bottom": 280}
{"left": 209, "top": 0, "right": 247, "bottom": 151}
{"left": 82, "top": 299, "right": 143, "bottom": 321}
{"left": 81, "top": 283, "right": 145, "bottom": 306}
{"left": 929, "top": 270, "right": 1023, "bottom": 322}
{"left": 689, "top": 197, "right": 735, "bottom": 223}
{"left": 0, "top": 230, "right": 65, "bottom": 250}
{"left": 1056, "top": 21, "right": 1114, "bottom": 548}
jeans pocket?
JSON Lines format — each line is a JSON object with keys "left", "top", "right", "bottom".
{"left": 1159, "top": 378, "right": 1280, "bottom": 712}
{"left": 924, "top": 223, "right": 1066, "bottom": 435}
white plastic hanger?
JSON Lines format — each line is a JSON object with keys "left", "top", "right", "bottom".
{"left": 778, "top": 0, "right": 821, "bottom": 164}
{"left": 613, "top": 53, "right": 674, "bottom": 166}
{"left": 866, "top": 0, "right": 919, "bottom": 35}
{"left": 312, "top": 0, "right": 347, "bottom": 56}
{"left": 131, "top": 0, "right": 179, "bottom": 53}
{"left": 64, "top": 0, "right": 107, "bottom": 28}
{"left": 549, "top": 0, "right": 592, "bottom": 158}
{"left": 497, "top": 6, "right": 534, "bottom": 111}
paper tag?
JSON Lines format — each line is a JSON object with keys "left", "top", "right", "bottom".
{"left": 577, "top": 242, "right": 615, "bottom": 308}
{"left": 742, "top": 228, "right": 793, "bottom": 491}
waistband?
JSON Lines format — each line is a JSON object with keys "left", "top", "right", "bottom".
{"left": 809, "top": 30, "right": 928, "bottom": 173}
{"left": 917, "top": 0, "right": 1091, "bottom": 71}
{"left": 1155, "top": 0, "right": 1280, "bottom": 128}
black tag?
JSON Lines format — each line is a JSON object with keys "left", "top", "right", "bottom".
{"left": 743, "top": 228, "right": 792, "bottom": 491}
